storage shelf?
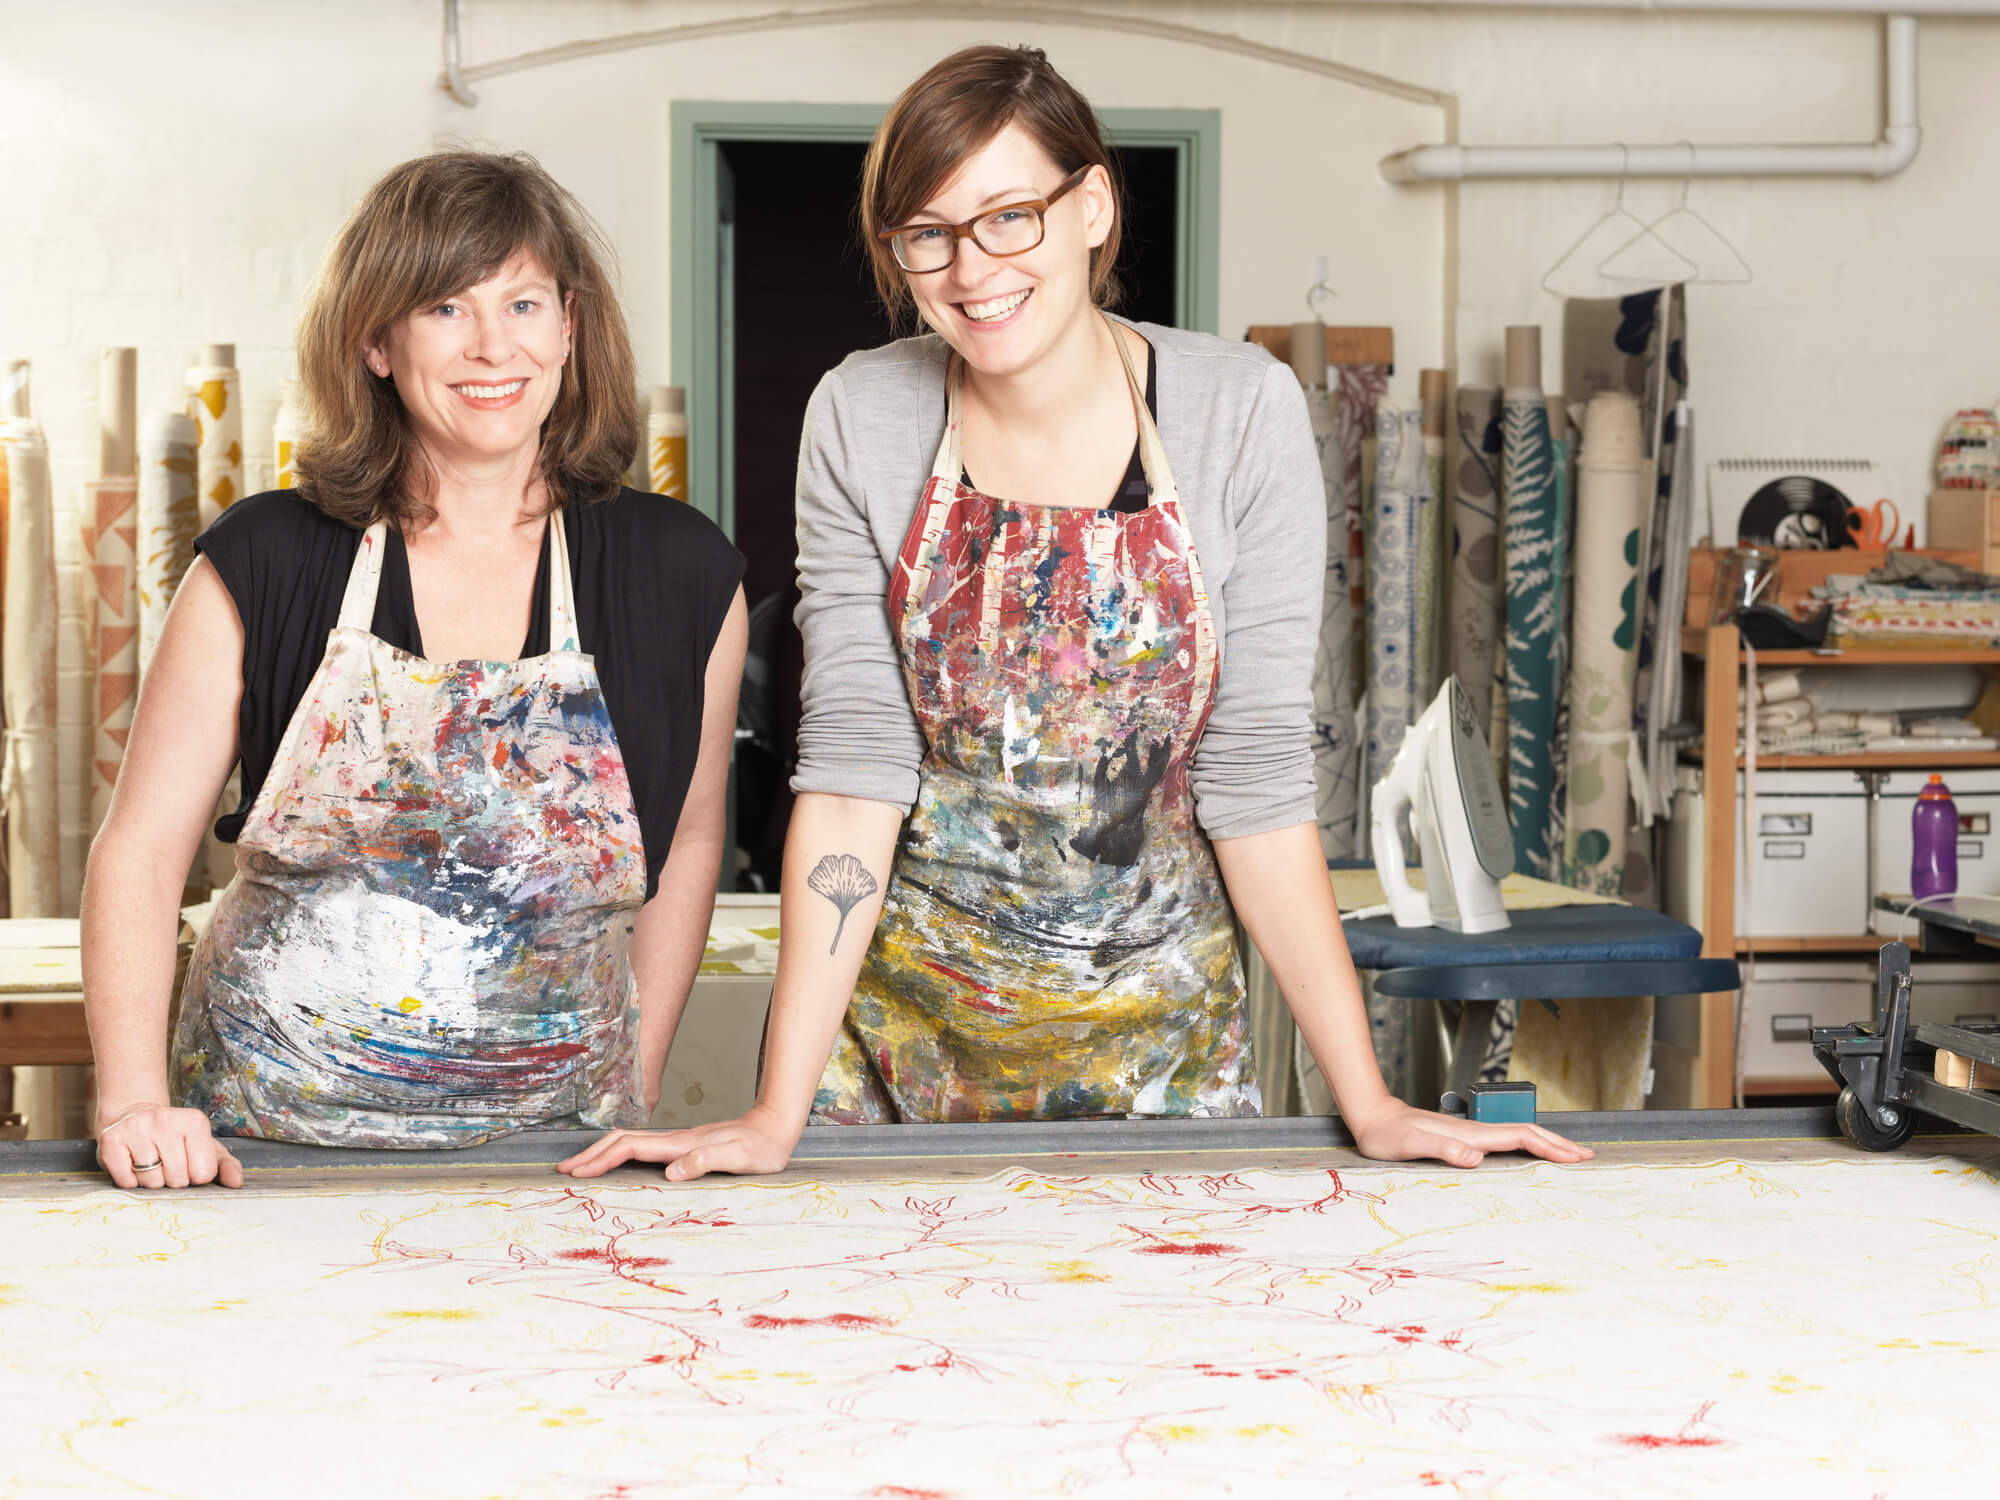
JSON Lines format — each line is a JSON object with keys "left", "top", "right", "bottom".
{"left": 1736, "top": 937, "right": 1887, "bottom": 954}
{"left": 1733, "top": 752, "right": 2000, "bottom": 770}
{"left": 1681, "top": 629, "right": 2000, "bottom": 664}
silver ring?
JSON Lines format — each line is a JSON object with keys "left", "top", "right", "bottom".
{"left": 130, "top": 1158, "right": 163, "bottom": 1172}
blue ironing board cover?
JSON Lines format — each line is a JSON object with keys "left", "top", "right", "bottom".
{"left": 1329, "top": 860, "right": 1704, "bottom": 971}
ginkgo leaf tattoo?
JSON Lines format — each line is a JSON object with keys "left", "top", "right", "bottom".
{"left": 807, "top": 853, "right": 879, "bottom": 955}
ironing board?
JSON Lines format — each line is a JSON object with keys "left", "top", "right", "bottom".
{"left": 1331, "top": 861, "right": 1740, "bottom": 1098}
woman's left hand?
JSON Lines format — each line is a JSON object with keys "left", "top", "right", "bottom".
{"left": 1343, "top": 1095, "right": 1594, "bottom": 1168}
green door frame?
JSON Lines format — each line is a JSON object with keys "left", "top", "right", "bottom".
{"left": 669, "top": 101, "right": 1221, "bottom": 531}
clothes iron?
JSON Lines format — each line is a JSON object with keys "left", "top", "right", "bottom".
{"left": 1369, "top": 676, "right": 1514, "bottom": 934}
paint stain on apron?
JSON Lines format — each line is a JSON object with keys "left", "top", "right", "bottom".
{"left": 173, "top": 508, "right": 649, "bottom": 1147}
{"left": 815, "top": 317, "right": 1259, "bottom": 1123}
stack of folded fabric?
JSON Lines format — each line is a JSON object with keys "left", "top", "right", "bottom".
{"left": 1865, "top": 715, "right": 1999, "bottom": 752}
{"left": 1730, "top": 669, "right": 1901, "bottom": 755}
{"left": 1813, "top": 554, "right": 2000, "bottom": 646}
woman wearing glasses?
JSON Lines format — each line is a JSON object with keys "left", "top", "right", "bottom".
{"left": 562, "top": 45, "right": 1590, "bottom": 1183}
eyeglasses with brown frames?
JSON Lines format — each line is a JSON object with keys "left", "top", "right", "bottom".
{"left": 878, "top": 166, "right": 1092, "bottom": 274}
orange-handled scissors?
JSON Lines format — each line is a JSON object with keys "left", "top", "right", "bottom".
{"left": 1847, "top": 498, "right": 1902, "bottom": 550}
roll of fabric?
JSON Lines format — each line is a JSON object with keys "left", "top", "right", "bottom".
{"left": 1736, "top": 697, "right": 1813, "bottom": 731}
{"left": 1292, "top": 332, "right": 1358, "bottom": 861}
{"left": 1, "top": 420, "right": 62, "bottom": 917}
{"left": 1507, "top": 990, "right": 1653, "bottom": 1110}
{"left": 1564, "top": 287, "right": 1688, "bottom": 900}
{"left": 1501, "top": 330, "right": 1561, "bottom": 880}
{"left": 1562, "top": 391, "right": 1647, "bottom": 895}
{"left": 1337, "top": 365, "right": 1389, "bottom": 690}
{"left": 80, "top": 478, "right": 140, "bottom": 832}
{"left": 1450, "top": 388, "right": 1505, "bottom": 735}
{"left": 647, "top": 386, "right": 688, "bottom": 499}
{"left": 1640, "top": 400, "right": 1697, "bottom": 828}
{"left": 1365, "top": 399, "right": 1424, "bottom": 816}
{"left": 1415, "top": 371, "right": 1448, "bottom": 706}
{"left": 1544, "top": 395, "right": 1575, "bottom": 869}
{"left": 186, "top": 347, "right": 243, "bottom": 531}
{"left": 273, "top": 379, "right": 301, "bottom": 491}
{"left": 1742, "top": 669, "right": 1801, "bottom": 706}
{"left": 137, "top": 412, "right": 199, "bottom": 677}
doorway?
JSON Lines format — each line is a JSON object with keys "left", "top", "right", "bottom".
{"left": 671, "top": 104, "right": 1221, "bottom": 890}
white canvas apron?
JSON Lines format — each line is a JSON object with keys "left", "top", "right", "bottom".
{"left": 172, "top": 508, "right": 650, "bottom": 1147}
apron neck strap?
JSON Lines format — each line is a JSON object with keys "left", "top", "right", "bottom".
{"left": 337, "top": 521, "right": 391, "bottom": 632}
{"left": 930, "top": 312, "right": 1179, "bottom": 505}
{"left": 545, "top": 506, "right": 579, "bottom": 652}
{"left": 335, "top": 505, "right": 581, "bottom": 652}
{"left": 1102, "top": 312, "right": 1178, "bottom": 506}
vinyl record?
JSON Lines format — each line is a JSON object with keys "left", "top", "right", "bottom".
{"left": 1736, "top": 474, "right": 1856, "bottom": 549}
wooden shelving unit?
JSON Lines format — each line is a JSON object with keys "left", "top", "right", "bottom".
{"left": 1682, "top": 545, "right": 2000, "bottom": 1107}
{"left": 1736, "top": 936, "right": 1887, "bottom": 954}
{"left": 1738, "top": 751, "right": 2000, "bottom": 771}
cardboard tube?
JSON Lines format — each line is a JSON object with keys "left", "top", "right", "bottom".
{"left": 98, "top": 347, "right": 138, "bottom": 477}
{"left": 1419, "top": 369, "right": 1447, "bottom": 436}
{"left": 1504, "top": 326, "right": 1541, "bottom": 394}
{"left": 1289, "top": 322, "right": 1328, "bottom": 390}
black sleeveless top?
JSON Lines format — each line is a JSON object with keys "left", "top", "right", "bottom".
{"left": 196, "top": 488, "right": 744, "bottom": 899}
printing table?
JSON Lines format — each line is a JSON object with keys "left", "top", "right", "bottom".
{"left": 5, "top": 1111, "right": 1992, "bottom": 1497}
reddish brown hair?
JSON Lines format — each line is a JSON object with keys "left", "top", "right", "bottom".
{"left": 293, "top": 150, "right": 640, "bottom": 527}
{"left": 860, "top": 45, "right": 1125, "bottom": 326}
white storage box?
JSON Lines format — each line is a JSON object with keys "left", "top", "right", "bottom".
{"left": 1669, "top": 767, "right": 1871, "bottom": 939}
{"left": 1869, "top": 769, "right": 2000, "bottom": 934}
{"left": 1741, "top": 957, "right": 2000, "bottom": 1084}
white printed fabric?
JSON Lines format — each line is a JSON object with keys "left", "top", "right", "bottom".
{"left": 4, "top": 1151, "right": 1994, "bottom": 1497}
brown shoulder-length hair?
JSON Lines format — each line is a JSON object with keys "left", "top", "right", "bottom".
{"left": 293, "top": 150, "right": 640, "bottom": 527}
{"left": 859, "top": 45, "right": 1125, "bottom": 328}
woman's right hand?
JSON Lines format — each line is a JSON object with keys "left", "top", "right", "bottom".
{"left": 556, "top": 1102, "right": 801, "bottom": 1183}
{"left": 96, "top": 1102, "right": 243, "bottom": 1190}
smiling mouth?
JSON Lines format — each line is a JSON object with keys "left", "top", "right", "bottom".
{"left": 451, "top": 379, "right": 527, "bottom": 400}
{"left": 959, "top": 289, "right": 1032, "bottom": 323}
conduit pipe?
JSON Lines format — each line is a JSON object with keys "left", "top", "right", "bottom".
{"left": 1381, "top": 13, "right": 1920, "bottom": 181}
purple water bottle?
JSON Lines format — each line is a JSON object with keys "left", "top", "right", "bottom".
{"left": 1912, "top": 774, "right": 1959, "bottom": 900}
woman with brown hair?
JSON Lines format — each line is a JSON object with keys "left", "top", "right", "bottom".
{"left": 565, "top": 45, "right": 1586, "bottom": 1184}
{"left": 85, "top": 151, "right": 745, "bottom": 1188}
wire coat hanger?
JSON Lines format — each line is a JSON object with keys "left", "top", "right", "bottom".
{"left": 1541, "top": 145, "right": 1697, "bottom": 297}
{"left": 1602, "top": 143, "right": 1752, "bottom": 286}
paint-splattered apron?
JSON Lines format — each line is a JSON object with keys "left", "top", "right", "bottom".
{"left": 815, "top": 318, "right": 1260, "bottom": 1123}
{"left": 172, "top": 508, "right": 649, "bottom": 1147}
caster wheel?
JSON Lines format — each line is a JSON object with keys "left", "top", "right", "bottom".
{"left": 1837, "top": 1085, "right": 1915, "bottom": 1153}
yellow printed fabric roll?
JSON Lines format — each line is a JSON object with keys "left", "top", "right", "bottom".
{"left": 82, "top": 478, "right": 140, "bottom": 832}
{"left": 1, "top": 420, "right": 63, "bottom": 917}
{"left": 646, "top": 386, "right": 687, "bottom": 500}
{"left": 138, "top": 412, "right": 199, "bottom": 677}
{"left": 273, "top": 379, "right": 300, "bottom": 490}
{"left": 186, "top": 354, "right": 243, "bottom": 528}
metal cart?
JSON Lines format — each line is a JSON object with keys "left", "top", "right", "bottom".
{"left": 1811, "top": 940, "right": 2000, "bottom": 1151}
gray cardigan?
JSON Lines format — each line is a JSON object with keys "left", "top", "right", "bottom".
{"left": 790, "top": 317, "right": 1324, "bottom": 842}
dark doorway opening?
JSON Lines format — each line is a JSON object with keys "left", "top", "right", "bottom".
{"left": 725, "top": 138, "right": 1184, "bottom": 892}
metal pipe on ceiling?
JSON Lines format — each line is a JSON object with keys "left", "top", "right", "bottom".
{"left": 1381, "top": 13, "right": 1921, "bottom": 180}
